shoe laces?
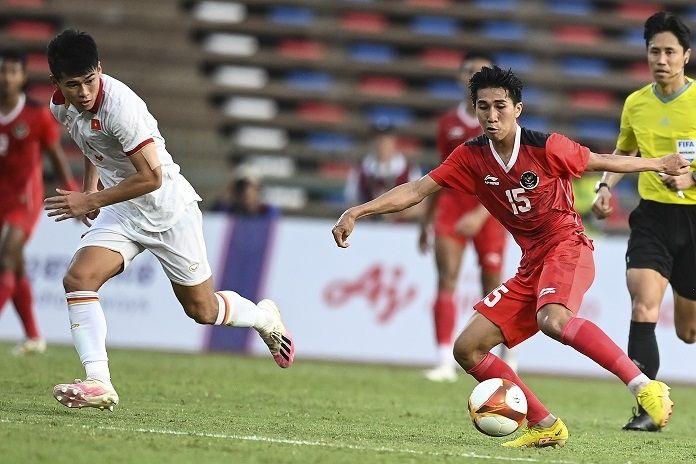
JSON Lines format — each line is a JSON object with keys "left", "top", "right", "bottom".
{"left": 627, "top": 406, "right": 639, "bottom": 422}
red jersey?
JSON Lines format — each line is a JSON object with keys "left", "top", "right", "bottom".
{"left": 435, "top": 104, "right": 482, "bottom": 213}
{"left": 429, "top": 127, "right": 590, "bottom": 262}
{"left": 0, "top": 94, "right": 60, "bottom": 209}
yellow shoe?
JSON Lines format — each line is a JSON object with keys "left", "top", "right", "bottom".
{"left": 636, "top": 380, "right": 673, "bottom": 429}
{"left": 502, "top": 418, "right": 569, "bottom": 448}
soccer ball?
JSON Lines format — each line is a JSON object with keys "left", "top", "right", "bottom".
{"left": 468, "top": 378, "right": 527, "bottom": 437}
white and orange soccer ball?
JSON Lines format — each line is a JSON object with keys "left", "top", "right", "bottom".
{"left": 468, "top": 378, "right": 527, "bottom": 437}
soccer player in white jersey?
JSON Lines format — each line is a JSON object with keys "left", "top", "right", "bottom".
{"left": 44, "top": 29, "right": 295, "bottom": 411}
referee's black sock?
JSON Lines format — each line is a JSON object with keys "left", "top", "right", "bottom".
{"left": 627, "top": 320, "right": 659, "bottom": 380}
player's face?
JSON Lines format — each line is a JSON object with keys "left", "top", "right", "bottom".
{"left": 53, "top": 63, "right": 102, "bottom": 112}
{"left": 475, "top": 87, "right": 522, "bottom": 143}
{"left": 0, "top": 60, "right": 26, "bottom": 100}
{"left": 647, "top": 31, "right": 691, "bottom": 85}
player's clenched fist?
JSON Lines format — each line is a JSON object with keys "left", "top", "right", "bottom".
{"left": 332, "top": 210, "right": 356, "bottom": 248}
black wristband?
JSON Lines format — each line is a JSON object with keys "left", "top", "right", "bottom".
{"left": 594, "top": 182, "right": 610, "bottom": 193}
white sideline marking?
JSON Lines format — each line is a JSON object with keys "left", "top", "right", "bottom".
{"left": 0, "top": 418, "right": 576, "bottom": 463}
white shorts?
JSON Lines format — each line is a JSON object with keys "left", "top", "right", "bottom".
{"left": 78, "top": 202, "right": 212, "bottom": 286}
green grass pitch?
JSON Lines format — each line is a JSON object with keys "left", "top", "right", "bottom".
{"left": 1, "top": 342, "right": 694, "bottom": 464}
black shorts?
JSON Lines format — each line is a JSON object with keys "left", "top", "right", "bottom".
{"left": 626, "top": 199, "right": 696, "bottom": 299}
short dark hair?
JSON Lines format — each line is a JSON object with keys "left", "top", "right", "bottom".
{"left": 469, "top": 66, "right": 523, "bottom": 106}
{"left": 47, "top": 29, "right": 99, "bottom": 79}
{"left": 0, "top": 48, "right": 27, "bottom": 69}
{"left": 644, "top": 11, "right": 691, "bottom": 51}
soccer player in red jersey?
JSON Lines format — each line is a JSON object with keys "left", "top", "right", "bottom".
{"left": 0, "top": 48, "right": 78, "bottom": 355}
{"left": 333, "top": 66, "right": 681, "bottom": 447}
{"left": 419, "top": 54, "right": 514, "bottom": 381}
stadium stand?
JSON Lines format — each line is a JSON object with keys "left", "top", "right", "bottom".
{"left": 3, "top": 0, "right": 696, "bottom": 217}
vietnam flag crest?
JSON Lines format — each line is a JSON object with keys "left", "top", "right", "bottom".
{"left": 90, "top": 119, "right": 101, "bottom": 131}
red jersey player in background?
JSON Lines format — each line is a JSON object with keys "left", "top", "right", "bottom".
{"left": 0, "top": 48, "right": 77, "bottom": 355}
{"left": 333, "top": 66, "right": 678, "bottom": 447}
{"left": 419, "top": 53, "right": 514, "bottom": 382}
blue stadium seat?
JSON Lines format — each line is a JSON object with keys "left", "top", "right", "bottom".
{"left": 480, "top": 21, "right": 527, "bottom": 41}
{"left": 560, "top": 57, "right": 608, "bottom": 77}
{"left": 474, "top": 0, "right": 518, "bottom": 10}
{"left": 347, "top": 42, "right": 396, "bottom": 63}
{"left": 304, "top": 131, "right": 355, "bottom": 153}
{"left": 425, "top": 78, "right": 463, "bottom": 99}
{"left": 411, "top": 16, "right": 459, "bottom": 36}
{"left": 546, "top": 0, "right": 592, "bottom": 16}
{"left": 267, "top": 6, "right": 315, "bottom": 26}
{"left": 576, "top": 119, "right": 619, "bottom": 141}
{"left": 284, "top": 70, "right": 334, "bottom": 91}
{"left": 493, "top": 52, "right": 535, "bottom": 73}
{"left": 522, "top": 87, "right": 545, "bottom": 106}
{"left": 519, "top": 116, "right": 550, "bottom": 133}
{"left": 365, "top": 106, "right": 414, "bottom": 127}
{"left": 623, "top": 28, "right": 645, "bottom": 46}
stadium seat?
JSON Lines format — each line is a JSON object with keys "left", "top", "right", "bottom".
{"left": 396, "top": 136, "right": 423, "bottom": 157}
{"left": 519, "top": 115, "right": 550, "bottom": 132}
{"left": 425, "top": 78, "right": 462, "bottom": 100}
{"left": 622, "top": 28, "right": 645, "bottom": 47}
{"left": 267, "top": 5, "right": 315, "bottom": 26}
{"left": 4, "top": 20, "right": 55, "bottom": 40}
{"left": 223, "top": 97, "right": 278, "bottom": 120}
{"left": 304, "top": 131, "right": 355, "bottom": 153}
{"left": 277, "top": 39, "right": 326, "bottom": 60}
{"left": 560, "top": 57, "right": 608, "bottom": 77}
{"left": 420, "top": 48, "right": 463, "bottom": 68}
{"left": 358, "top": 76, "right": 407, "bottom": 97}
{"left": 2, "top": 0, "right": 46, "bottom": 6}
{"left": 616, "top": 4, "right": 662, "bottom": 21}
{"left": 263, "top": 185, "right": 308, "bottom": 210}
{"left": 475, "top": 0, "right": 518, "bottom": 10}
{"left": 284, "top": 70, "right": 334, "bottom": 91}
{"left": 235, "top": 126, "right": 288, "bottom": 150}
{"left": 319, "top": 161, "right": 353, "bottom": 179}
{"left": 27, "top": 83, "right": 53, "bottom": 103}
{"left": 25, "top": 52, "right": 48, "bottom": 73}
{"left": 192, "top": 1, "right": 246, "bottom": 23}
{"left": 406, "top": 0, "right": 451, "bottom": 9}
{"left": 522, "top": 87, "right": 546, "bottom": 106}
{"left": 576, "top": 119, "right": 619, "bottom": 141}
{"left": 480, "top": 21, "right": 527, "bottom": 41}
{"left": 203, "top": 33, "right": 257, "bottom": 56}
{"left": 347, "top": 42, "right": 396, "bottom": 63}
{"left": 340, "top": 11, "right": 387, "bottom": 33}
{"left": 411, "top": 16, "right": 459, "bottom": 36}
{"left": 546, "top": 0, "right": 593, "bottom": 16}
{"left": 493, "top": 52, "right": 535, "bottom": 73}
{"left": 213, "top": 65, "right": 268, "bottom": 88}
{"left": 628, "top": 61, "right": 651, "bottom": 81}
{"left": 365, "top": 105, "right": 414, "bottom": 127}
{"left": 553, "top": 25, "right": 601, "bottom": 45}
{"left": 569, "top": 90, "right": 616, "bottom": 110}
{"left": 297, "top": 102, "right": 347, "bottom": 123}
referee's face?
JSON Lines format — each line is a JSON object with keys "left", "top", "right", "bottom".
{"left": 647, "top": 31, "right": 691, "bottom": 86}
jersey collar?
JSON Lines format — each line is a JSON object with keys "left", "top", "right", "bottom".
{"left": 0, "top": 93, "right": 26, "bottom": 125}
{"left": 488, "top": 124, "right": 521, "bottom": 173}
{"left": 87, "top": 77, "right": 105, "bottom": 114}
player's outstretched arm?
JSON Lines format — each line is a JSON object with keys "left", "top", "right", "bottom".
{"left": 332, "top": 175, "right": 441, "bottom": 248}
{"left": 591, "top": 148, "right": 637, "bottom": 220}
{"left": 586, "top": 152, "right": 689, "bottom": 176}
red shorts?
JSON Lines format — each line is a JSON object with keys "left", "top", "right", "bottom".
{"left": 0, "top": 187, "right": 43, "bottom": 237}
{"left": 434, "top": 190, "right": 506, "bottom": 274}
{"left": 474, "top": 237, "right": 595, "bottom": 348}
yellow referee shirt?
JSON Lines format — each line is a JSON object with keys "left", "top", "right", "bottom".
{"left": 617, "top": 78, "right": 696, "bottom": 204}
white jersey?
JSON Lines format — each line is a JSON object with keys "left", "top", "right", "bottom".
{"left": 50, "top": 74, "right": 201, "bottom": 232}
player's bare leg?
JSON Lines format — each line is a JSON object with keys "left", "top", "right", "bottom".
{"left": 623, "top": 269, "right": 668, "bottom": 430}
{"left": 171, "top": 278, "right": 294, "bottom": 367}
{"left": 54, "top": 246, "right": 123, "bottom": 410}
{"left": 424, "top": 236, "right": 464, "bottom": 382}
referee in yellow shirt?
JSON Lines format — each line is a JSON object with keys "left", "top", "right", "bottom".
{"left": 593, "top": 11, "right": 696, "bottom": 432}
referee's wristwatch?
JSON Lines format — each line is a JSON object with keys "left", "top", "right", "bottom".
{"left": 594, "top": 181, "right": 610, "bottom": 193}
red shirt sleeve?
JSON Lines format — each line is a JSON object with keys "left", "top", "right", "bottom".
{"left": 38, "top": 107, "right": 60, "bottom": 148}
{"left": 428, "top": 144, "right": 475, "bottom": 194}
{"left": 544, "top": 132, "right": 590, "bottom": 178}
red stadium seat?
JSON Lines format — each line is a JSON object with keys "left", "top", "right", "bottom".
{"left": 568, "top": 90, "right": 616, "bottom": 110}
{"left": 616, "top": 4, "right": 662, "bottom": 20}
{"left": 358, "top": 76, "right": 407, "bottom": 97}
{"left": 296, "top": 102, "right": 347, "bottom": 123}
{"left": 628, "top": 61, "right": 651, "bottom": 81}
{"left": 319, "top": 161, "right": 352, "bottom": 179}
{"left": 420, "top": 48, "right": 463, "bottom": 68}
{"left": 1, "top": 0, "right": 46, "bottom": 6}
{"left": 4, "top": 20, "right": 55, "bottom": 40}
{"left": 406, "top": 0, "right": 451, "bottom": 8}
{"left": 26, "top": 52, "right": 48, "bottom": 73}
{"left": 277, "top": 39, "right": 325, "bottom": 60}
{"left": 340, "top": 11, "right": 387, "bottom": 33}
{"left": 26, "top": 83, "right": 53, "bottom": 103}
{"left": 553, "top": 25, "right": 601, "bottom": 45}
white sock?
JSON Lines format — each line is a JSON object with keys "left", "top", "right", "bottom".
{"left": 627, "top": 373, "right": 651, "bottom": 396}
{"left": 65, "top": 291, "right": 111, "bottom": 386}
{"left": 214, "top": 291, "right": 271, "bottom": 329}
{"left": 438, "top": 344, "right": 455, "bottom": 369}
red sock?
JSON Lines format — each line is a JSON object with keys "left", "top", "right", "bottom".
{"left": 12, "top": 275, "right": 40, "bottom": 339}
{"left": 561, "top": 317, "right": 641, "bottom": 384}
{"left": 0, "top": 270, "right": 17, "bottom": 315}
{"left": 467, "top": 352, "right": 550, "bottom": 426}
{"left": 434, "top": 290, "right": 456, "bottom": 345}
